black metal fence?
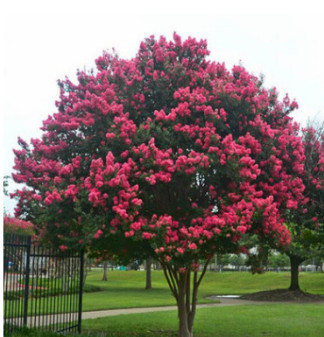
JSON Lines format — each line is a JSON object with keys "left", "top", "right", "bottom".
{"left": 3, "top": 233, "right": 84, "bottom": 336}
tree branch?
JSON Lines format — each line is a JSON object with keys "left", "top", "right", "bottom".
{"left": 191, "top": 270, "right": 198, "bottom": 311}
{"left": 197, "top": 258, "right": 211, "bottom": 288}
{"left": 161, "top": 261, "right": 178, "bottom": 301}
{"left": 185, "top": 269, "right": 191, "bottom": 315}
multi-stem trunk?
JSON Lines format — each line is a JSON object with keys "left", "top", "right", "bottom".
{"left": 288, "top": 254, "right": 303, "bottom": 291}
{"left": 161, "top": 259, "right": 210, "bottom": 337}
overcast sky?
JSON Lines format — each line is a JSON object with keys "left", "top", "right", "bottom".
{"left": 2, "top": 0, "right": 324, "bottom": 215}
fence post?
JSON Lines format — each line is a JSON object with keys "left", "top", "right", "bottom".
{"left": 77, "top": 250, "right": 84, "bottom": 334}
{"left": 23, "top": 236, "right": 31, "bottom": 326}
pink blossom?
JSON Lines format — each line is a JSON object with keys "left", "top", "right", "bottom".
{"left": 237, "top": 225, "right": 247, "bottom": 234}
{"left": 188, "top": 243, "right": 197, "bottom": 250}
{"left": 94, "top": 229, "right": 103, "bottom": 239}
{"left": 32, "top": 194, "right": 42, "bottom": 201}
{"left": 89, "top": 189, "right": 101, "bottom": 204}
{"left": 131, "top": 198, "right": 143, "bottom": 206}
{"left": 286, "top": 200, "right": 298, "bottom": 209}
{"left": 125, "top": 230, "right": 135, "bottom": 237}
{"left": 106, "top": 132, "right": 116, "bottom": 140}
{"left": 142, "top": 232, "right": 153, "bottom": 239}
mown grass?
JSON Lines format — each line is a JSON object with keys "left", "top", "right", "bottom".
{"left": 9, "top": 303, "right": 324, "bottom": 337}
{"left": 81, "top": 303, "right": 324, "bottom": 337}
{"left": 6, "top": 327, "right": 59, "bottom": 337}
{"left": 5, "top": 270, "right": 324, "bottom": 316}
{"left": 81, "top": 269, "right": 324, "bottom": 311}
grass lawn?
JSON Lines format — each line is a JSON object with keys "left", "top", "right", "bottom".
{"left": 5, "top": 270, "right": 324, "bottom": 317}
{"left": 10, "top": 303, "right": 324, "bottom": 337}
{"left": 81, "top": 303, "right": 324, "bottom": 337}
{"left": 81, "top": 269, "right": 324, "bottom": 311}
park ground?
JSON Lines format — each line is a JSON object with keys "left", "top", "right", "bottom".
{"left": 10, "top": 270, "right": 324, "bottom": 337}
{"left": 81, "top": 269, "right": 324, "bottom": 311}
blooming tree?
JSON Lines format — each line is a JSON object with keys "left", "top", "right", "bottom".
{"left": 12, "top": 33, "right": 307, "bottom": 337}
{"left": 282, "top": 124, "right": 324, "bottom": 290}
{"left": 3, "top": 216, "right": 35, "bottom": 236}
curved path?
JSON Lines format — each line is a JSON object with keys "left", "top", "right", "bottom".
{"left": 82, "top": 298, "right": 271, "bottom": 320}
{"left": 7, "top": 298, "right": 259, "bottom": 328}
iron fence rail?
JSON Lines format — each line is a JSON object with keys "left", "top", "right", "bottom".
{"left": 3, "top": 233, "right": 84, "bottom": 336}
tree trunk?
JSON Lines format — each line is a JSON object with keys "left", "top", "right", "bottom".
{"left": 82, "top": 262, "right": 88, "bottom": 288}
{"left": 178, "top": 272, "right": 193, "bottom": 337}
{"left": 62, "top": 258, "right": 71, "bottom": 292}
{"left": 288, "top": 255, "right": 303, "bottom": 291}
{"left": 102, "top": 261, "right": 108, "bottom": 281}
{"left": 161, "top": 259, "right": 210, "bottom": 337}
{"left": 145, "top": 257, "right": 152, "bottom": 290}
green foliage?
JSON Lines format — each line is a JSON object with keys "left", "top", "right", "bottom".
{"left": 229, "top": 254, "right": 246, "bottom": 267}
{"left": 269, "top": 252, "right": 290, "bottom": 268}
{"left": 215, "top": 254, "right": 246, "bottom": 269}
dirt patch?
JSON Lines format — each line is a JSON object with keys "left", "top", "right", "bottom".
{"left": 240, "top": 289, "right": 324, "bottom": 303}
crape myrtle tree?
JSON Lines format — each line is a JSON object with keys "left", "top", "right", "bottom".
{"left": 282, "top": 124, "right": 324, "bottom": 290}
{"left": 3, "top": 216, "right": 35, "bottom": 236}
{"left": 12, "top": 33, "right": 306, "bottom": 337}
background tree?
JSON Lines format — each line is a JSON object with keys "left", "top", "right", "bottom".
{"left": 215, "top": 254, "right": 231, "bottom": 271}
{"left": 268, "top": 251, "right": 290, "bottom": 271}
{"left": 145, "top": 257, "right": 153, "bottom": 290}
{"left": 12, "top": 33, "right": 306, "bottom": 337}
{"left": 102, "top": 261, "right": 109, "bottom": 281}
{"left": 229, "top": 254, "right": 246, "bottom": 270}
{"left": 281, "top": 124, "right": 324, "bottom": 290}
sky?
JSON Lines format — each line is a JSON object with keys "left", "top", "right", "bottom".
{"left": 1, "top": 0, "right": 324, "bottom": 215}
